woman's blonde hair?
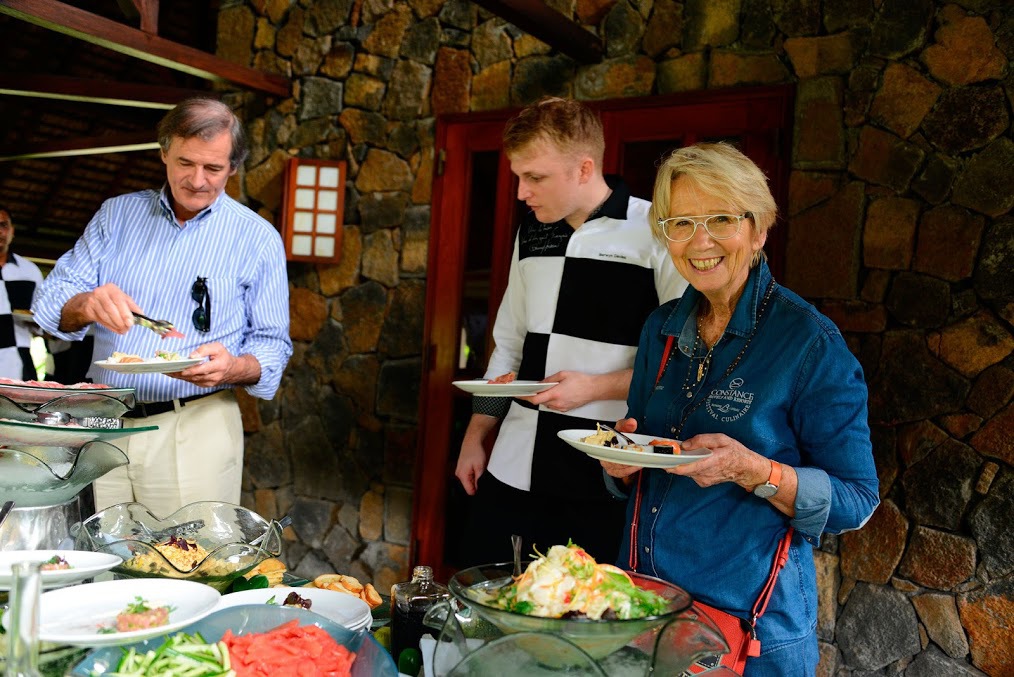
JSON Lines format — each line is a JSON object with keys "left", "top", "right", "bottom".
{"left": 649, "top": 143, "right": 777, "bottom": 264}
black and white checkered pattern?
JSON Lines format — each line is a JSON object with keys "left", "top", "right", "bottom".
{"left": 484, "top": 178, "right": 687, "bottom": 498}
{"left": 0, "top": 253, "right": 43, "bottom": 379}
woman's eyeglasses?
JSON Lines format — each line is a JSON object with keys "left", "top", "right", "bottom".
{"left": 657, "top": 213, "right": 752, "bottom": 242}
{"left": 192, "top": 277, "right": 211, "bottom": 332}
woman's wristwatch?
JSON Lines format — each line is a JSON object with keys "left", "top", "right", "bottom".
{"left": 752, "top": 460, "right": 782, "bottom": 498}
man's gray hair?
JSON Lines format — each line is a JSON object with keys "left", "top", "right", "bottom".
{"left": 157, "top": 98, "right": 249, "bottom": 169}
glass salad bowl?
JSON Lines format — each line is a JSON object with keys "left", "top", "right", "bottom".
{"left": 0, "top": 441, "right": 129, "bottom": 508}
{"left": 72, "top": 501, "right": 284, "bottom": 592}
{"left": 448, "top": 561, "right": 694, "bottom": 660}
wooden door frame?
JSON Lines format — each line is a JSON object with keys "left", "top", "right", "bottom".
{"left": 412, "top": 86, "right": 795, "bottom": 576}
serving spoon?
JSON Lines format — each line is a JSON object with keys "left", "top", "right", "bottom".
{"left": 0, "top": 500, "right": 14, "bottom": 531}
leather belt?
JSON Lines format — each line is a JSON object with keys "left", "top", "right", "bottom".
{"left": 123, "top": 391, "right": 222, "bottom": 418}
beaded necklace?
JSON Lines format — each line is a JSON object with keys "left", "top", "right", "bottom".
{"left": 656, "top": 278, "right": 776, "bottom": 415}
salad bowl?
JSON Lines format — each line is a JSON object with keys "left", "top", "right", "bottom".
{"left": 73, "top": 501, "right": 284, "bottom": 591}
{"left": 448, "top": 561, "right": 693, "bottom": 660}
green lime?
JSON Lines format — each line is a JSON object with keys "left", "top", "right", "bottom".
{"left": 397, "top": 647, "right": 422, "bottom": 676}
{"left": 374, "top": 626, "right": 392, "bottom": 651}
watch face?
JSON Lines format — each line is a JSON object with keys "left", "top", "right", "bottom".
{"left": 753, "top": 483, "right": 777, "bottom": 498}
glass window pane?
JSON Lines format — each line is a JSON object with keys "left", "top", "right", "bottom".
{"left": 314, "top": 236, "right": 335, "bottom": 258}
{"left": 296, "top": 165, "right": 317, "bottom": 186}
{"left": 295, "top": 188, "right": 316, "bottom": 209}
{"left": 317, "top": 213, "right": 337, "bottom": 234}
{"left": 319, "top": 166, "right": 340, "bottom": 188}
{"left": 292, "top": 234, "right": 312, "bottom": 256}
{"left": 294, "top": 211, "right": 313, "bottom": 232}
{"left": 317, "top": 190, "right": 339, "bottom": 211}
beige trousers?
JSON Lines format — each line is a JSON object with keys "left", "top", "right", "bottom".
{"left": 93, "top": 389, "right": 244, "bottom": 518}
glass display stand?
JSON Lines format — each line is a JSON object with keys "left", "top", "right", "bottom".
{"left": 422, "top": 600, "right": 732, "bottom": 676}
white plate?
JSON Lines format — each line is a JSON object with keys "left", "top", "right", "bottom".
{"left": 11, "top": 309, "right": 36, "bottom": 324}
{"left": 0, "top": 550, "right": 122, "bottom": 590}
{"left": 215, "top": 586, "right": 372, "bottom": 630}
{"left": 4, "top": 578, "right": 221, "bottom": 647}
{"left": 557, "top": 429, "right": 712, "bottom": 469}
{"left": 94, "top": 358, "right": 205, "bottom": 374}
{"left": 452, "top": 380, "right": 559, "bottom": 397}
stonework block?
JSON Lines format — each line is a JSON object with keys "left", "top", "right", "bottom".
{"left": 920, "top": 5, "right": 1007, "bottom": 86}
{"left": 362, "top": 229, "right": 400, "bottom": 287}
{"left": 289, "top": 287, "right": 329, "bottom": 341}
{"left": 710, "top": 51, "right": 791, "bottom": 88}
{"left": 356, "top": 149, "right": 413, "bottom": 192}
{"left": 966, "top": 364, "right": 1014, "bottom": 419}
{"left": 358, "top": 489, "right": 384, "bottom": 541}
{"left": 869, "top": 62, "right": 941, "bottom": 139}
{"left": 472, "top": 61, "right": 512, "bottom": 111}
{"left": 933, "top": 310, "right": 1014, "bottom": 379}
{"left": 319, "top": 227, "right": 362, "bottom": 296}
{"left": 840, "top": 499, "right": 908, "bottom": 584}
{"left": 898, "top": 526, "right": 976, "bottom": 590}
{"left": 792, "top": 77, "right": 845, "bottom": 169}
{"left": 969, "top": 402, "right": 1014, "bottom": 467}
{"left": 788, "top": 171, "right": 839, "bottom": 215}
{"left": 432, "top": 48, "right": 471, "bottom": 116}
{"left": 362, "top": 5, "right": 412, "bottom": 59}
{"left": 911, "top": 594, "right": 970, "bottom": 659}
{"left": 783, "top": 181, "right": 862, "bottom": 298}
{"left": 657, "top": 53, "right": 707, "bottom": 93}
{"left": 784, "top": 33, "right": 857, "bottom": 78}
{"left": 848, "top": 126, "right": 924, "bottom": 192}
{"left": 958, "top": 579, "right": 1014, "bottom": 675}
{"left": 684, "top": 0, "right": 740, "bottom": 50}
{"left": 863, "top": 196, "right": 919, "bottom": 270}
{"left": 575, "top": 56, "right": 655, "bottom": 100}
{"left": 913, "top": 205, "right": 984, "bottom": 282}
{"left": 952, "top": 138, "right": 1014, "bottom": 218}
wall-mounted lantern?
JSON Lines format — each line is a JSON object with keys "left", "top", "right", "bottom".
{"left": 279, "top": 158, "right": 346, "bottom": 263}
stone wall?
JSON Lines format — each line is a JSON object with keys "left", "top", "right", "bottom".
{"left": 216, "top": 0, "right": 1013, "bottom": 674}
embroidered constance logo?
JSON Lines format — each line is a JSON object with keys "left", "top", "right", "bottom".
{"left": 706, "top": 378, "right": 754, "bottom": 423}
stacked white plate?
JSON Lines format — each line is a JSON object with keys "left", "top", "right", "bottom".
{"left": 216, "top": 586, "right": 372, "bottom": 631}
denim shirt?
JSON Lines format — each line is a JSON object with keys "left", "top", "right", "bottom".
{"left": 618, "top": 261, "right": 879, "bottom": 649}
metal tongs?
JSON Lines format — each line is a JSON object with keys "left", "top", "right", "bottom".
{"left": 133, "top": 312, "right": 185, "bottom": 340}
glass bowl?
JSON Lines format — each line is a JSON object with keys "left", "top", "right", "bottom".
{"left": 71, "top": 604, "right": 398, "bottom": 677}
{"left": 73, "top": 501, "right": 284, "bottom": 592}
{"left": 448, "top": 561, "right": 693, "bottom": 660}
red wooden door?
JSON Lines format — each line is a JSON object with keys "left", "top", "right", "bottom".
{"left": 413, "top": 87, "right": 794, "bottom": 578}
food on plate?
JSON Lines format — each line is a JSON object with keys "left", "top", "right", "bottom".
{"left": 40, "top": 555, "right": 72, "bottom": 571}
{"left": 107, "top": 351, "right": 184, "bottom": 364}
{"left": 267, "top": 591, "right": 312, "bottom": 609}
{"left": 243, "top": 556, "right": 286, "bottom": 587}
{"left": 481, "top": 542, "right": 671, "bottom": 620}
{"left": 581, "top": 424, "right": 616, "bottom": 446}
{"left": 314, "top": 573, "right": 384, "bottom": 609}
{"left": 109, "top": 352, "right": 145, "bottom": 364}
{"left": 649, "top": 438, "right": 680, "bottom": 455}
{"left": 223, "top": 620, "right": 355, "bottom": 677}
{"left": 581, "top": 423, "right": 645, "bottom": 451}
{"left": 488, "top": 371, "right": 517, "bottom": 384}
{"left": 103, "top": 596, "right": 170, "bottom": 633}
{"left": 0, "top": 377, "right": 112, "bottom": 389}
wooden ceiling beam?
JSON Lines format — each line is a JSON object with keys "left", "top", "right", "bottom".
{"left": 130, "top": 0, "right": 158, "bottom": 34}
{"left": 0, "top": 74, "right": 211, "bottom": 109}
{"left": 0, "top": 131, "right": 159, "bottom": 161}
{"left": 0, "top": 0, "right": 289, "bottom": 97}
{"left": 471, "top": 0, "right": 603, "bottom": 64}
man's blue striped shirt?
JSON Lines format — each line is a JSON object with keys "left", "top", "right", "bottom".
{"left": 33, "top": 187, "right": 293, "bottom": 402}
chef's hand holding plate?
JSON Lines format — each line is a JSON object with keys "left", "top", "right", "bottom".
{"left": 166, "top": 342, "right": 260, "bottom": 389}
{"left": 62, "top": 283, "right": 142, "bottom": 335}
{"left": 520, "top": 370, "right": 613, "bottom": 412}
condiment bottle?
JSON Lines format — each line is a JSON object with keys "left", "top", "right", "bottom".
{"left": 390, "top": 565, "right": 449, "bottom": 672}
{"left": 5, "top": 560, "right": 42, "bottom": 677}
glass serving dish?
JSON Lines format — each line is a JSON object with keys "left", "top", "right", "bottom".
{"left": 0, "top": 419, "right": 156, "bottom": 451}
{"left": 0, "top": 382, "right": 135, "bottom": 407}
{"left": 0, "top": 441, "right": 129, "bottom": 507}
{"left": 71, "top": 604, "right": 399, "bottom": 677}
{"left": 0, "top": 392, "right": 133, "bottom": 422}
{"left": 73, "top": 501, "right": 284, "bottom": 592}
{"left": 448, "top": 562, "right": 694, "bottom": 660}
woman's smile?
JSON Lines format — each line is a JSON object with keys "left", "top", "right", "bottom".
{"left": 690, "top": 256, "right": 723, "bottom": 271}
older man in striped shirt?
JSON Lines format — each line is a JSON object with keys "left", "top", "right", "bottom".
{"left": 34, "top": 98, "right": 293, "bottom": 517}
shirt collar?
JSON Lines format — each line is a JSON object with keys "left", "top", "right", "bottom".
{"left": 157, "top": 185, "right": 226, "bottom": 225}
{"left": 587, "top": 175, "right": 631, "bottom": 222}
{"left": 662, "top": 260, "right": 774, "bottom": 353}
